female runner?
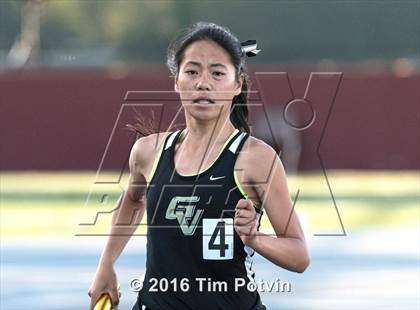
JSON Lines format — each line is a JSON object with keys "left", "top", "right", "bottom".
{"left": 89, "top": 21, "right": 310, "bottom": 310}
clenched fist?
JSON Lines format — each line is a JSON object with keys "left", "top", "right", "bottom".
{"left": 234, "top": 199, "right": 258, "bottom": 246}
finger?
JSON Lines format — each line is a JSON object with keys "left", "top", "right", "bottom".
{"left": 234, "top": 218, "right": 255, "bottom": 226}
{"left": 239, "top": 224, "right": 256, "bottom": 235}
{"left": 235, "top": 213, "right": 255, "bottom": 224}
{"left": 235, "top": 218, "right": 255, "bottom": 229}
{"left": 235, "top": 199, "right": 252, "bottom": 209}
{"left": 235, "top": 212, "right": 255, "bottom": 225}
{"left": 235, "top": 226, "right": 252, "bottom": 237}
{"left": 108, "top": 289, "right": 120, "bottom": 307}
{"left": 89, "top": 293, "right": 101, "bottom": 310}
{"left": 235, "top": 207, "right": 254, "bottom": 219}
{"left": 236, "top": 199, "right": 252, "bottom": 209}
{"left": 237, "top": 200, "right": 255, "bottom": 212}
{"left": 236, "top": 218, "right": 257, "bottom": 233}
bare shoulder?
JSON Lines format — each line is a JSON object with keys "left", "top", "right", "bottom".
{"left": 130, "top": 131, "right": 172, "bottom": 176}
{"left": 236, "top": 135, "right": 279, "bottom": 182}
{"left": 238, "top": 135, "right": 278, "bottom": 164}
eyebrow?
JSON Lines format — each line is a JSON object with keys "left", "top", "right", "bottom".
{"left": 184, "top": 61, "right": 227, "bottom": 69}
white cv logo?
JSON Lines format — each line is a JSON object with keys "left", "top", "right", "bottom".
{"left": 209, "top": 175, "right": 226, "bottom": 181}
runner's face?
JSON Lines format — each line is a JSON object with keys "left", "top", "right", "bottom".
{"left": 175, "top": 40, "right": 242, "bottom": 121}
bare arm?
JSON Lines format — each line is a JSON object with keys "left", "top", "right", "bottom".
{"left": 99, "top": 138, "right": 148, "bottom": 265}
{"left": 234, "top": 140, "right": 310, "bottom": 273}
{"left": 88, "top": 137, "right": 148, "bottom": 309}
{"left": 97, "top": 189, "right": 146, "bottom": 266}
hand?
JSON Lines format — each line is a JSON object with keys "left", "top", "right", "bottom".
{"left": 88, "top": 263, "right": 121, "bottom": 310}
{"left": 234, "top": 198, "right": 258, "bottom": 247}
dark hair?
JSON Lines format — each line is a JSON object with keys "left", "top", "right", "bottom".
{"left": 127, "top": 21, "right": 252, "bottom": 136}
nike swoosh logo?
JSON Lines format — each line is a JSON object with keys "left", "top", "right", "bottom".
{"left": 210, "top": 175, "right": 226, "bottom": 181}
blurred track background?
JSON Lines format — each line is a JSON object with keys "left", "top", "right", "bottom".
{"left": 1, "top": 1, "right": 419, "bottom": 310}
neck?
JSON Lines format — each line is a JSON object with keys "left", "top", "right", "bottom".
{"left": 180, "top": 119, "right": 237, "bottom": 151}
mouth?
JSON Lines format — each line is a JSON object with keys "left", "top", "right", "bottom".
{"left": 192, "top": 97, "right": 215, "bottom": 104}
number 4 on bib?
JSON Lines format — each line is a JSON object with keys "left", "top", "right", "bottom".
{"left": 202, "top": 218, "right": 233, "bottom": 260}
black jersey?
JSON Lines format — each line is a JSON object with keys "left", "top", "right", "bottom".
{"left": 135, "top": 128, "right": 265, "bottom": 310}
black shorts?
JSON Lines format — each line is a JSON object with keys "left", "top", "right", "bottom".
{"left": 131, "top": 298, "right": 152, "bottom": 310}
{"left": 131, "top": 296, "right": 267, "bottom": 310}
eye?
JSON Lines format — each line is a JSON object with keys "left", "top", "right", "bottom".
{"left": 213, "top": 71, "right": 225, "bottom": 77}
{"left": 185, "top": 70, "right": 197, "bottom": 75}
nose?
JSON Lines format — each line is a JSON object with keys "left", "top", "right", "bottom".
{"left": 195, "top": 73, "right": 211, "bottom": 91}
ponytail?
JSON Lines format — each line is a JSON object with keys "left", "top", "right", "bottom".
{"left": 230, "top": 73, "right": 251, "bottom": 133}
{"left": 125, "top": 109, "right": 159, "bottom": 137}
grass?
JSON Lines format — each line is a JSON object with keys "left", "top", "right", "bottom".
{"left": 1, "top": 170, "right": 418, "bottom": 238}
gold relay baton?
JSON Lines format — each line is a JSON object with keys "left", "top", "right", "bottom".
{"left": 94, "top": 284, "right": 120, "bottom": 310}
{"left": 94, "top": 293, "right": 112, "bottom": 310}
